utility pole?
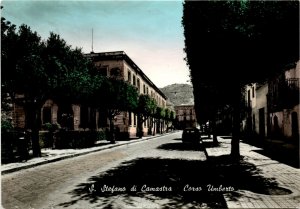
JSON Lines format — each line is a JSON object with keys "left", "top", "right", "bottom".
{"left": 91, "top": 28, "right": 94, "bottom": 53}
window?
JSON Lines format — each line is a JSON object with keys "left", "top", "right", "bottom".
{"left": 252, "top": 86, "right": 255, "bottom": 98}
{"left": 133, "top": 75, "right": 136, "bottom": 86}
{"left": 146, "top": 87, "right": 149, "bottom": 95}
{"left": 247, "top": 89, "right": 251, "bottom": 106}
{"left": 110, "top": 67, "right": 121, "bottom": 77}
{"left": 128, "top": 71, "right": 131, "bottom": 83}
{"left": 137, "top": 78, "right": 140, "bottom": 92}
{"left": 143, "top": 84, "right": 146, "bottom": 94}
{"left": 98, "top": 66, "right": 108, "bottom": 76}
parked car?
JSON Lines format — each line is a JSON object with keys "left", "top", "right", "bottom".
{"left": 182, "top": 127, "right": 201, "bottom": 143}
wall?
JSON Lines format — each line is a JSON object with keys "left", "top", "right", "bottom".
{"left": 254, "top": 83, "right": 268, "bottom": 137}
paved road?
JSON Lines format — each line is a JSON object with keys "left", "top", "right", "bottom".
{"left": 2, "top": 132, "right": 213, "bottom": 209}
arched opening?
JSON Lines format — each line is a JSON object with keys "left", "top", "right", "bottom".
{"left": 57, "top": 105, "right": 74, "bottom": 130}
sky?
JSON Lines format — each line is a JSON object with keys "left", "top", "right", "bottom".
{"left": 1, "top": 0, "right": 191, "bottom": 88}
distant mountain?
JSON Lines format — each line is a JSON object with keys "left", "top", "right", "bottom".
{"left": 160, "top": 83, "right": 194, "bottom": 106}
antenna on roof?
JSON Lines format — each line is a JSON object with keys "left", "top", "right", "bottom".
{"left": 91, "top": 28, "right": 94, "bottom": 53}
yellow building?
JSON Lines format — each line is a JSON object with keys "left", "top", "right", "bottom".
{"left": 85, "top": 51, "right": 168, "bottom": 138}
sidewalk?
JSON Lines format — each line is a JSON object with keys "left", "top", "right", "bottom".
{"left": 204, "top": 136, "right": 300, "bottom": 209}
{"left": 1, "top": 132, "right": 174, "bottom": 175}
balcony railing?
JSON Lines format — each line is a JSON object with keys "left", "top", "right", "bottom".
{"left": 268, "top": 78, "right": 299, "bottom": 112}
{"left": 286, "top": 78, "right": 299, "bottom": 90}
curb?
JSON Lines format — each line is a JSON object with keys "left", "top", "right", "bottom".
{"left": 1, "top": 131, "right": 179, "bottom": 175}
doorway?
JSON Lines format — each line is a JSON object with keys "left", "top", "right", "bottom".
{"left": 259, "top": 108, "right": 265, "bottom": 138}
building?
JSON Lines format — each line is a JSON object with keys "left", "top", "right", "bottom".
{"left": 268, "top": 61, "right": 299, "bottom": 141}
{"left": 85, "top": 51, "right": 168, "bottom": 138}
{"left": 242, "top": 60, "right": 300, "bottom": 142}
{"left": 10, "top": 51, "right": 168, "bottom": 139}
{"left": 174, "top": 105, "right": 197, "bottom": 129}
{"left": 243, "top": 83, "right": 269, "bottom": 139}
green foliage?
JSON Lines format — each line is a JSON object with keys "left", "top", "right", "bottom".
{"left": 154, "top": 106, "right": 164, "bottom": 119}
{"left": 1, "top": 15, "right": 101, "bottom": 155}
{"left": 164, "top": 108, "right": 170, "bottom": 120}
{"left": 96, "top": 78, "right": 139, "bottom": 117}
{"left": 183, "top": 1, "right": 299, "bottom": 157}
{"left": 170, "top": 111, "right": 175, "bottom": 121}
{"left": 96, "top": 130, "right": 107, "bottom": 141}
{"left": 39, "top": 131, "right": 53, "bottom": 149}
{"left": 137, "top": 94, "right": 157, "bottom": 119}
{"left": 1, "top": 119, "right": 13, "bottom": 132}
{"left": 42, "top": 122, "right": 61, "bottom": 132}
{"left": 183, "top": 0, "right": 299, "bottom": 120}
{"left": 43, "top": 33, "right": 97, "bottom": 105}
{"left": 2, "top": 14, "right": 143, "bottom": 143}
{"left": 2, "top": 22, "right": 47, "bottom": 101}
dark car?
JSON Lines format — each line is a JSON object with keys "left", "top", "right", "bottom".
{"left": 182, "top": 127, "right": 201, "bottom": 143}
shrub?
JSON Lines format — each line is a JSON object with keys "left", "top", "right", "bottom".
{"left": 96, "top": 130, "right": 108, "bottom": 141}
{"left": 39, "top": 131, "right": 54, "bottom": 149}
{"left": 1, "top": 119, "right": 13, "bottom": 132}
{"left": 42, "top": 122, "right": 61, "bottom": 132}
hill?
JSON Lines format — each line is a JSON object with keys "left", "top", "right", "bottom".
{"left": 160, "top": 84, "right": 194, "bottom": 106}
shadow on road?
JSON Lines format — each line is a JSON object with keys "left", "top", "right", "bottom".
{"left": 58, "top": 154, "right": 291, "bottom": 209}
{"left": 172, "top": 138, "right": 183, "bottom": 141}
{"left": 202, "top": 141, "right": 221, "bottom": 148}
{"left": 157, "top": 142, "right": 204, "bottom": 151}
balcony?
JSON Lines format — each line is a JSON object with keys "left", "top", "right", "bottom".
{"left": 286, "top": 78, "right": 299, "bottom": 91}
{"left": 268, "top": 78, "right": 299, "bottom": 112}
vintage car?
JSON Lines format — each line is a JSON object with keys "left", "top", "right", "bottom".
{"left": 182, "top": 127, "right": 201, "bottom": 143}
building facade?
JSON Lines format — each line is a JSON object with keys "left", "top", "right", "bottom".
{"left": 242, "top": 60, "right": 300, "bottom": 142}
{"left": 85, "top": 51, "right": 168, "bottom": 138}
{"left": 9, "top": 51, "right": 168, "bottom": 139}
{"left": 174, "top": 105, "right": 197, "bottom": 129}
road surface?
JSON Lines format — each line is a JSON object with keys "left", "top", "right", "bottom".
{"left": 2, "top": 131, "right": 226, "bottom": 209}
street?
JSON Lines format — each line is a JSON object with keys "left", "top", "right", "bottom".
{"left": 2, "top": 132, "right": 225, "bottom": 209}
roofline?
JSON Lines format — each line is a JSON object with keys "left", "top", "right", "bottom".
{"left": 85, "top": 51, "right": 167, "bottom": 100}
{"left": 174, "top": 104, "right": 195, "bottom": 107}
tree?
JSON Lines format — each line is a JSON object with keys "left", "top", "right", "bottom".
{"left": 136, "top": 94, "right": 157, "bottom": 138}
{"left": 2, "top": 22, "right": 48, "bottom": 157}
{"left": 182, "top": 1, "right": 299, "bottom": 158}
{"left": 153, "top": 106, "right": 164, "bottom": 135}
{"left": 43, "top": 33, "right": 99, "bottom": 130}
{"left": 163, "top": 108, "right": 172, "bottom": 132}
{"left": 2, "top": 15, "right": 98, "bottom": 155}
{"left": 95, "top": 78, "right": 138, "bottom": 143}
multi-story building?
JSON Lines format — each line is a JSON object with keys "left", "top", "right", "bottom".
{"left": 268, "top": 61, "right": 299, "bottom": 140}
{"left": 174, "top": 105, "right": 197, "bottom": 129}
{"left": 10, "top": 51, "right": 167, "bottom": 139}
{"left": 242, "top": 60, "right": 300, "bottom": 142}
{"left": 85, "top": 51, "right": 168, "bottom": 138}
{"left": 243, "top": 83, "right": 269, "bottom": 139}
